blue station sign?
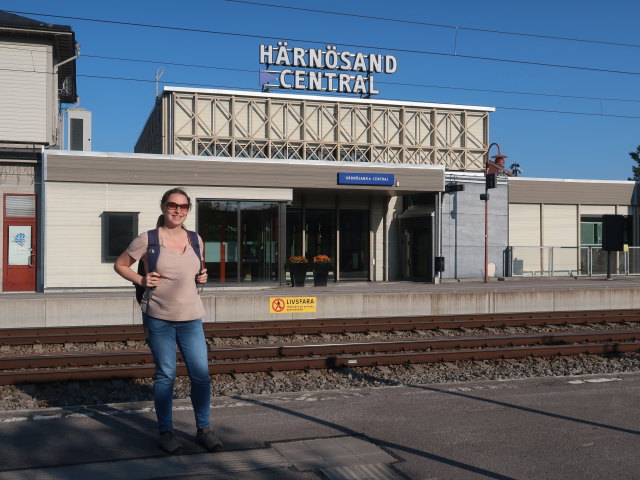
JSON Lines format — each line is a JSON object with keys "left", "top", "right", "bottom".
{"left": 337, "top": 172, "right": 395, "bottom": 186}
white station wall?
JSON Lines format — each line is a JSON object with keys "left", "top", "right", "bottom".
{"left": 44, "top": 182, "right": 292, "bottom": 288}
{"left": 509, "top": 203, "right": 632, "bottom": 276}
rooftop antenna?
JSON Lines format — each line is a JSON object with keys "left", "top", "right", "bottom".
{"left": 155, "top": 68, "right": 165, "bottom": 98}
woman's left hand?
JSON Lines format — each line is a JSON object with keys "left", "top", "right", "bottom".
{"left": 196, "top": 268, "right": 208, "bottom": 284}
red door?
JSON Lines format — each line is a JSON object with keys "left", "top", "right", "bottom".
{"left": 3, "top": 194, "right": 37, "bottom": 292}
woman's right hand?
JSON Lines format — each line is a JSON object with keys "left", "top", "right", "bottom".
{"left": 142, "top": 272, "right": 162, "bottom": 288}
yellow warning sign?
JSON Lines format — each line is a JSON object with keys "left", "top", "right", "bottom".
{"left": 270, "top": 297, "right": 317, "bottom": 313}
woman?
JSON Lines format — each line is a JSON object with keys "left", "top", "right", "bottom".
{"left": 114, "top": 187, "right": 221, "bottom": 454}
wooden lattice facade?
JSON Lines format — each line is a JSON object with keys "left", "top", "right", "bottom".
{"left": 136, "top": 88, "right": 492, "bottom": 171}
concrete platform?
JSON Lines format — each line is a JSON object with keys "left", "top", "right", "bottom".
{"left": 2, "top": 277, "right": 640, "bottom": 328}
{"left": 0, "top": 372, "right": 638, "bottom": 479}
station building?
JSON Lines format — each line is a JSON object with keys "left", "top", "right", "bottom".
{"left": 1, "top": 12, "right": 637, "bottom": 292}
{"left": 0, "top": 11, "right": 77, "bottom": 292}
{"left": 40, "top": 87, "right": 638, "bottom": 290}
{"left": 43, "top": 87, "right": 498, "bottom": 289}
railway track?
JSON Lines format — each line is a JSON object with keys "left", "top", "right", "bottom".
{"left": 2, "top": 309, "right": 639, "bottom": 345}
{"left": 1, "top": 309, "right": 639, "bottom": 385}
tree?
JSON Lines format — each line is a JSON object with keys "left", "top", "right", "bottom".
{"left": 629, "top": 145, "right": 640, "bottom": 181}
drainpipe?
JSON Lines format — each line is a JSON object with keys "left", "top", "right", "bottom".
{"left": 383, "top": 196, "right": 389, "bottom": 281}
{"left": 53, "top": 43, "right": 81, "bottom": 72}
{"left": 437, "top": 191, "right": 443, "bottom": 283}
{"left": 53, "top": 43, "right": 81, "bottom": 147}
{"left": 38, "top": 146, "right": 47, "bottom": 292}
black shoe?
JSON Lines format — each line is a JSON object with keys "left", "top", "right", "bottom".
{"left": 157, "top": 430, "right": 183, "bottom": 454}
{"left": 196, "top": 427, "right": 223, "bottom": 452}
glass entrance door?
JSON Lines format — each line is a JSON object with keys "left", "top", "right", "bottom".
{"left": 304, "top": 209, "right": 336, "bottom": 282}
{"left": 198, "top": 201, "right": 238, "bottom": 282}
{"left": 339, "top": 209, "right": 369, "bottom": 280}
{"left": 305, "top": 209, "right": 336, "bottom": 261}
{"left": 197, "top": 200, "right": 279, "bottom": 283}
{"left": 287, "top": 207, "right": 371, "bottom": 282}
{"left": 400, "top": 216, "right": 433, "bottom": 282}
{"left": 240, "top": 202, "right": 278, "bottom": 282}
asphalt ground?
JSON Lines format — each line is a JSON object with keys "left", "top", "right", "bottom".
{"left": 0, "top": 371, "right": 638, "bottom": 479}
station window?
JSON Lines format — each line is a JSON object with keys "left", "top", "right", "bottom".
{"left": 102, "top": 212, "right": 139, "bottom": 261}
{"left": 580, "top": 215, "right": 631, "bottom": 247}
{"left": 580, "top": 218, "right": 602, "bottom": 246}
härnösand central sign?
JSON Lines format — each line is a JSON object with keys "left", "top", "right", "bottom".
{"left": 259, "top": 41, "right": 397, "bottom": 96}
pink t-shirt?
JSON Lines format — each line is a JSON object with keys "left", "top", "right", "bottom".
{"left": 126, "top": 231, "right": 205, "bottom": 321}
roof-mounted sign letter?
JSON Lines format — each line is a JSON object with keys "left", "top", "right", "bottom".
{"left": 259, "top": 42, "right": 397, "bottom": 96}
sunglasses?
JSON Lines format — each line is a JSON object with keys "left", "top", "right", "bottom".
{"left": 164, "top": 202, "right": 190, "bottom": 212}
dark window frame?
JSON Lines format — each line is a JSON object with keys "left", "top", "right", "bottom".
{"left": 102, "top": 211, "right": 139, "bottom": 262}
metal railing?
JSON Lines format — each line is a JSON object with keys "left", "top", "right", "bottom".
{"left": 508, "top": 246, "right": 640, "bottom": 277}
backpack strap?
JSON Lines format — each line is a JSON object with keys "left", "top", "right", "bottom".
{"left": 186, "top": 230, "right": 203, "bottom": 270}
{"left": 146, "top": 229, "right": 161, "bottom": 273}
{"left": 135, "top": 229, "right": 161, "bottom": 306}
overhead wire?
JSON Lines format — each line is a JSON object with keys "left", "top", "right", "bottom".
{"left": 6, "top": 10, "right": 640, "bottom": 77}
{"left": 74, "top": 74, "right": 640, "bottom": 119}
{"left": 83, "top": 53, "right": 640, "bottom": 104}
{"left": 3, "top": 10, "right": 639, "bottom": 119}
{"left": 224, "top": 0, "right": 640, "bottom": 49}
{"left": 84, "top": 54, "right": 256, "bottom": 74}
{"left": 2, "top": 62, "right": 639, "bottom": 120}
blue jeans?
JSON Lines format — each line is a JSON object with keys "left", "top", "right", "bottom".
{"left": 142, "top": 314, "right": 211, "bottom": 432}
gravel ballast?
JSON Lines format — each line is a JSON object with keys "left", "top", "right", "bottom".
{"left": 1, "top": 353, "right": 638, "bottom": 411}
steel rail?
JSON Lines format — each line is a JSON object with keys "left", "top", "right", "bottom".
{"left": 208, "top": 329, "right": 640, "bottom": 359}
{"left": 0, "top": 329, "right": 640, "bottom": 384}
{"left": 1, "top": 340, "right": 638, "bottom": 384}
{"left": 3, "top": 329, "right": 640, "bottom": 369}
{"left": 2, "top": 309, "right": 640, "bottom": 345}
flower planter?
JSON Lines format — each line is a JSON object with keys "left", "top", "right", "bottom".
{"left": 313, "top": 263, "right": 331, "bottom": 287}
{"left": 288, "top": 263, "right": 308, "bottom": 287}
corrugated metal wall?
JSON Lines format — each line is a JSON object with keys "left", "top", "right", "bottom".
{"left": 0, "top": 39, "right": 52, "bottom": 144}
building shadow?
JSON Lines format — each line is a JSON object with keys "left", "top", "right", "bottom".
{"left": 350, "top": 368, "right": 640, "bottom": 436}
{"left": 231, "top": 366, "right": 639, "bottom": 478}
{"left": 231, "top": 393, "right": 518, "bottom": 480}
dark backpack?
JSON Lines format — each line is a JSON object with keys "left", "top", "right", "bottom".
{"left": 135, "top": 228, "right": 203, "bottom": 304}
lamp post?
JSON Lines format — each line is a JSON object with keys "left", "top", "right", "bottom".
{"left": 484, "top": 143, "right": 508, "bottom": 283}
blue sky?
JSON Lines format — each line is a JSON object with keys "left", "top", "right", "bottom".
{"left": 5, "top": 0, "right": 640, "bottom": 180}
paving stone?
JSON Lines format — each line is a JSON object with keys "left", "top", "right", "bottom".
{"left": 354, "top": 451, "right": 397, "bottom": 464}
{"left": 183, "top": 449, "right": 290, "bottom": 473}
{"left": 335, "top": 436, "right": 381, "bottom": 456}
{"left": 321, "top": 463, "right": 403, "bottom": 480}
{"left": 305, "top": 438, "right": 352, "bottom": 459}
